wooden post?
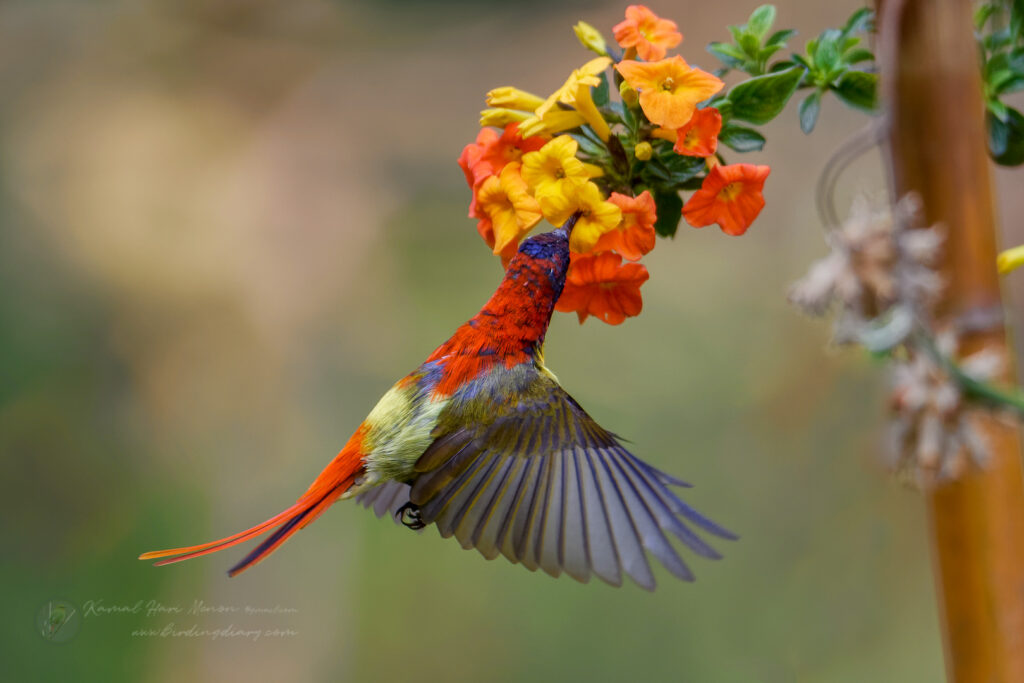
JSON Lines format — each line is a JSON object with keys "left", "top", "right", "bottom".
{"left": 880, "top": 0, "right": 1024, "bottom": 679}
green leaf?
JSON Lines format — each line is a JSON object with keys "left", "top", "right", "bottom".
{"left": 662, "top": 154, "right": 707, "bottom": 185}
{"left": 1001, "top": 75, "right": 1024, "bottom": 94}
{"left": 805, "top": 38, "right": 819, "bottom": 64}
{"left": 791, "top": 53, "right": 812, "bottom": 70}
{"left": 799, "top": 90, "right": 822, "bottom": 133}
{"left": 766, "top": 28, "right": 796, "bottom": 48}
{"left": 592, "top": 72, "right": 609, "bottom": 107}
{"left": 987, "top": 107, "right": 1024, "bottom": 165}
{"left": 714, "top": 98, "right": 734, "bottom": 121}
{"left": 728, "top": 24, "right": 745, "bottom": 45}
{"left": 845, "top": 48, "right": 875, "bottom": 64}
{"left": 985, "top": 27, "right": 1013, "bottom": 51}
{"left": 738, "top": 31, "right": 761, "bottom": 57}
{"left": 832, "top": 70, "right": 878, "bottom": 112}
{"left": 840, "top": 36, "right": 861, "bottom": 53}
{"left": 718, "top": 124, "right": 766, "bottom": 152}
{"left": 677, "top": 177, "right": 706, "bottom": 191}
{"left": 985, "top": 52, "right": 1010, "bottom": 80}
{"left": 756, "top": 44, "right": 785, "bottom": 63}
{"left": 989, "top": 110, "right": 1009, "bottom": 157}
{"left": 990, "top": 69, "right": 1018, "bottom": 94}
{"left": 1009, "top": 47, "right": 1024, "bottom": 73}
{"left": 813, "top": 29, "right": 843, "bottom": 77}
{"left": 726, "top": 66, "right": 804, "bottom": 124}
{"left": 975, "top": 3, "right": 996, "bottom": 31}
{"left": 708, "top": 41, "right": 747, "bottom": 68}
{"left": 747, "top": 5, "right": 776, "bottom": 40}
{"left": 644, "top": 158, "right": 673, "bottom": 183}
{"left": 842, "top": 7, "right": 874, "bottom": 37}
{"left": 989, "top": 97, "right": 1010, "bottom": 122}
{"left": 572, "top": 132, "right": 605, "bottom": 158}
{"left": 653, "top": 190, "right": 684, "bottom": 237}
{"left": 619, "top": 100, "right": 638, "bottom": 131}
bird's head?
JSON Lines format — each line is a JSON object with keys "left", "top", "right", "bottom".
{"left": 513, "top": 212, "right": 580, "bottom": 290}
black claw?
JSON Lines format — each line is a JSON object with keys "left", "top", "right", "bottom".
{"left": 396, "top": 502, "right": 426, "bottom": 530}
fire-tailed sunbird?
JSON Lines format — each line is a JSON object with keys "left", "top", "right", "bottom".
{"left": 139, "top": 216, "right": 735, "bottom": 589}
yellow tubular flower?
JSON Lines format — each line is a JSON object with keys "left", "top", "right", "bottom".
{"left": 486, "top": 87, "right": 547, "bottom": 112}
{"left": 997, "top": 245, "right": 1024, "bottom": 274}
{"left": 536, "top": 57, "right": 613, "bottom": 141}
{"left": 573, "top": 21, "right": 608, "bottom": 56}
{"left": 479, "top": 108, "right": 531, "bottom": 128}
{"left": 520, "top": 136, "right": 593, "bottom": 198}
{"left": 562, "top": 81, "right": 611, "bottom": 142}
{"left": 476, "top": 163, "right": 542, "bottom": 255}
{"left": 518, "top": 110, "right": 588, "bottom": 138}
{"left": 521, "top": 135, "right": 590, "bottom": 200}
{"left": 539, "top": 181, "right": 622, "bottom": 252}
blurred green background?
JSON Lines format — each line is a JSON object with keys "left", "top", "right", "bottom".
{"left": 4, "top": 0, "right": 1024, "bottom": 681}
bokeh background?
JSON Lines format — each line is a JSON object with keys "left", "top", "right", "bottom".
{"left": 4, "top": 1, "right": 1023, "bottom": 681}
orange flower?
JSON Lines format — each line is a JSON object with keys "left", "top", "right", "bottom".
{"left": 682, "top": 163, "right": 770, "bottom": 236}
{"left": 477, "top": 123, "right": 548, "bottom": 175}
{"left": 673, "top": 107, "right": 722, "bottom": 157}
{"left": 613, "top": 5, "right": 683, "bottom": 61}
{"left": 593, "top": 191, "right": 657, "bottom": 260}
{"left": 459, "top": 124, "right": 546, "bottom": 221}
{"left": 556, "top": 252, "right": 650, "bottom": 325}
{"left": 616, "top": 56, "right": 723, "bottom": 129}
{"left": 475, "top": 162, "right": 542, "bottom": 256}
{"left": 458, "top": 127, "right": 500, "bottom": 192}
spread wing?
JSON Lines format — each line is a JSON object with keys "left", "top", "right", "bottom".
{"left": 355, "top": 480, "right": 411, "bottom": 520}
{"left": 388, "top": 368, "right": 735, "bottom": 590}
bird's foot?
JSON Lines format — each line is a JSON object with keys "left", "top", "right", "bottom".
{"left": 396, "top": 502, "right": 425, "bottom": 530}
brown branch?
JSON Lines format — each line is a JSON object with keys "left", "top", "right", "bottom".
{"left": 879, "top": 0, "right": 1024, "bottom": 680}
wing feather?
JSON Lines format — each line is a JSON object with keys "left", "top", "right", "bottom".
{"left": 355, "top": 481, "right": 410, "bottom": 522}
{"left": 373, "top": 366, "right": 732, "bottom": 589}
{"left": 471, "top": 456, "right": 527, "bottom": 560}
{"left": 450, "top": 454, "right": 508, "bottom": 550}
{"left": 518, "top": 453, "right": 554, "bottom": 573}
{"left": 589, "top": 449, "right": 655, "bottom": 590}
{"left": 617, "top": 453, "right": 723, "bottom": 558}
{"left": 427, "top": 446, "right": 493, "bottom": 538}
{"left": 578, "top": 448, "right": 621, "bottom": 586}
{"left": 559, "top": 448, "right": 590, "bottom": 583}
{"left": 497, "top": 455, "right": 543, "bottom": 566}
{"left": 603, "top": 450, "right": 694, "bottom": 582}
{"left": 536, "top": 449, "right": 565, "bottom": 578}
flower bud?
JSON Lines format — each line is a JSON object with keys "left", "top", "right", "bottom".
{"left": 479, "top": 108, "right": 531, "bottom": 128}
{"left": 618, "top": 81, "right": 639, "bottom": 108}
{"left": 573, "top": 21, "right": 608, "bottom": 56}
{"left": 486, "top": 87, "right": 546, "bottom": 112}
{"left": 634, "top": 141, "right": 653, "bottom": 161}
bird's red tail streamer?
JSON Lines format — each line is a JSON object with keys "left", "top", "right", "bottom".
{"left": 139, "top": 425, "right": 368, "bottom": 576}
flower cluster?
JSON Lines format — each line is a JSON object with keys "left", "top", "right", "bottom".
{"left": 459, "top": 5, "right": 773, "bottom": 324}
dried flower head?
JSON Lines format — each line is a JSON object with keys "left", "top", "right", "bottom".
{"left": 887, "top": 333, "right": 1003, "bottom": 485}
{"left": 789, "top": 194, "right": 943, "bottom": 347}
